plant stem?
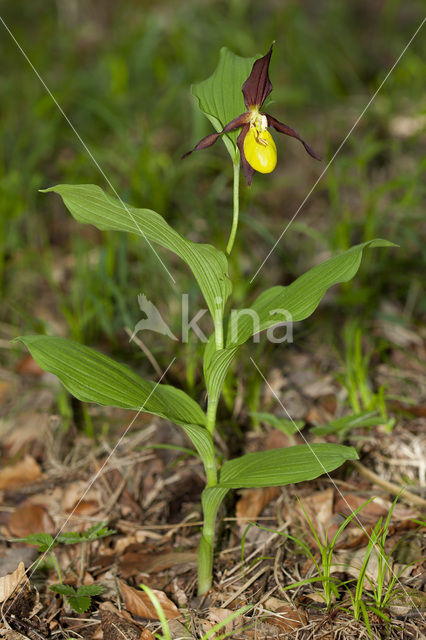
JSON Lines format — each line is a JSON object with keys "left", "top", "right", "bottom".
{"left": 226, "top": 158, "right": 240, "bottom": 255}
{"left": 206, "top": 396, "right": 218, "bottom": 436}
{"left": 50, "top": 551, "right": 63, "bottom": 584}
{"left": 197, "top": 506, "right": 216, "bottom": 596}
{"left": 214, "top": 314, "right": 224, "bottom": 350}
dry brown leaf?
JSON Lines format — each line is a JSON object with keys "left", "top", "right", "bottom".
{"left": 15, "top": 355, "right": 45, "bottom": 376}
{"left": 119, "top": 580, "right": 181, "bottom": 620}
{"left": 8, "top": 504, "right": 55, "bottom": 538}
{"left": 294, "top": 488, "right": 335, "bottom": 545}
{"left": 264, "top": 597, "right": 307, "bottom": 632}
{"left": 2, "top": 412, "right": 50, "bottom": 456}
{"left": 119, "top": 551, "right": 197, "bottom": 578}
{"left": 0, "top": 455, "right": 42, "bottom": 490}
{"left": 0, "top": 562, "right": 29, "bottom": 603}
{"left": 0, "top": 631, "right": 28, "bottom": 640}
{"left": 206, "top": 608, "right": 247, "bottom": 635}
{"left": 62, "top": 481, "right": 100, "bottom": 512}
{"left": 100, "top": 608, "right": 147, "bottom": 640}
{"left": 167, "top": 619, "right": 194, "bottom": 639}
{"left": 334, "top": 494, "right": 388, "bottom": 522}
{"left": 236, "top": 487, "right": 280, "bottom": 528}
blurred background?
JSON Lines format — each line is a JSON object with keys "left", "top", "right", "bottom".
{"left": 1, "top": 0, "right": 425, "bottom": 405}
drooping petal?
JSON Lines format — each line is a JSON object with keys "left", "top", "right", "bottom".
{"left": 237, "top": 124, "right": 255, "bottom": 186}
{"left": 242, "top": 44, "right": 273, "bottom": 111}
{"left": 183, "top": 113, "right": 250, "bottom": 159}
{"left": 266, "top": 114, "right": 321, "bottom": 161}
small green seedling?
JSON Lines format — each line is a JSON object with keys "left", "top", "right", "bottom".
{"left": 310, "top": 410, "right": 380, "bottom": 441}
{"left": 338, "top": 323, "right": 395, "bottom": 431}
{"left": 242, "top": 497, "right": 375, "bottom": 609}
{"left": 49, "top": 583, "right": 105, "bottom": 614}
{"left": 16, "top": 44, "right": 393, "bottom": 594}
{"left": 340, "top": 494, "right": 416, "bottom": 638}
{"left": 11, "top": 522, "right": 113, "bottom": 612}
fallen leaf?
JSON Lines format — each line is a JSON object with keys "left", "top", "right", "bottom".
{"left": 62, "top": 481, "right": 100, "bottom": 514}
{"left": 236, "top": 487, "right": 280, "bottom": 528}
{"left": 119, "top": 580, "right": 181, "bottom": 620}
{"left": 2, "top": 413, "right": 50, "bottom": 456}
{"left": 207, "top": 608, "right": 246, "bottom": 635}
{"left": 263, "top": 598, "right": 307, "bottom": 632}
{"left": 0, "top": 455, "right": 42, "bottom": 490}
{"left": 294, "top": 489, "right": 335, "bottom": 546}
{"left": 334, "top": 494, "right": 388, "bottom": 523}
{"left": 119, "top": 551, "right": 197, "bottom": 578}
{"left": 0, "top": 545, "right": 38, "bottom": 576}
{"left": 15, "top": 355, "right": 45, "bottom": 376}
{"left": 8, "top": 504, "right": 55, "bottom": 538}
{"left": 167, "top": 619, "right": 194, "bottom": 639}
{"left": 0, "top": 562, "right": 28, "bottom": 603}
{"left": 100, "top": 608, "right": 147, "bottom": 640}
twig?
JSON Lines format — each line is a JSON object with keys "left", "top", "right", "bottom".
{"left": 352, "top": 461, "right": 426, "bottom": 509}
{"left": 125, "top": 327, "right": 163, "bottom": 378}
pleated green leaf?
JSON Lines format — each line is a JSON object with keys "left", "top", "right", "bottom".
{"left": 16, "top": 335, "right": 206, "bottom": 428}
{"left": 227, "top": 240, "right": 395, "bottom": 346}
{"left": 192, "top": 47, "right": 257, "bottom": 159}
{"left": 180, "top": 424, "right": 215, "bottom": 474}
{"left": 203, "top": 334, "right": 238, "bottom": 404}
{"left": 218, "top": 444, "right": 358, "bottom": 488}
{"left": 41, "top": 184, "right": 231, "bottom": 323}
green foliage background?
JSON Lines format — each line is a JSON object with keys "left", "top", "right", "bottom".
{"left": 1, "top": 0, "right": 424, "bottom": 376}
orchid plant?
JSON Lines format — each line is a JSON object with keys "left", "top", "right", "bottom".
{"left": 16, "top": 44, "right": 393, "bottom": 595}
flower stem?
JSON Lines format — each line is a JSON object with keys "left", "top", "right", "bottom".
{"left": 197, "top": 506, "right": 216, "bottom": 595}
{"left": 226, "top": 157, "right": 240, "bottom": 255}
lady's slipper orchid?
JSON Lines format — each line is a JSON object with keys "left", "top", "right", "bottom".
{"left": 184, "top": 45, "right": 320, "bottom": 185}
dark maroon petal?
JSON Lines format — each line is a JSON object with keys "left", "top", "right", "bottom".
{"left": 237, "top": 124, "right": 255, "bottom": 186}
{"left": 242, "top": 44, "right": 274, "bottom": 111}
{"left": 182, "top": 113, "right": 250, "bottom": 158}
{"left": 266, "top": 114, "right": 321, "bottom": 161}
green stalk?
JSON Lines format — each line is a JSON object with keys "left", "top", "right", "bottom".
{"left": 197, "top": 508, "right": 216, "bottom": 596}
{"left": 197, "top": 157, "right": 241, "bottom": 594}
{"left": 226, "top": 157, "right": 240, "bottom": 255}
{"left": 50, "top": 551, "right": 63, "bottom": 584}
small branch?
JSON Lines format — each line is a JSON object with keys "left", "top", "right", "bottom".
{"left": 352, "top": 460, "right": 426, "bottom": 509}
{"left": 125, "top": 327, "right": 163, "bottom": 378}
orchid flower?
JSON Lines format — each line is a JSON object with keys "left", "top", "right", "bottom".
{"left": 184, "top": 44, "right": 320, "bottom": 185}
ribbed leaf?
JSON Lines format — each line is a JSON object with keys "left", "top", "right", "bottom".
{"left": 180, "top": 424, "right": 215, "bottom": 474}
{"left": 227, "top": 240, "right": 395, "bottom": 346}
{"left": 218, "top": 444, "right": 358, "bottom": 488}
{"left": 250, "top": 412, "right": 304, "bottom": 435}
{"left": 203, "top": 240, "right": 394, "bottom": 407}
{"left": 192, "top": 48, "right": 257, "bottom": 159}
{"left": 203, "top": 337, "right": 238, "bottom": 404}
{"left": 16, "top": 335, "right": 206, "bottom": 428}
{"left": 41, "top": 184, "right": 231, "bottom": 323}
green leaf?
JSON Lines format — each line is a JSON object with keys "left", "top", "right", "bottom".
{"left": 57, "top": 522, "right": 116, "bottom": 545}
{"left": 179, "top": 424, "right": 216, "bottom": 475}
{"left": 41, "top": 184, "right": 231, "bottom": 324}
{"left": 50, "top": 584, "right": 76, "bottom": 596}
{"left": 227, "top": 240, "right": 396, "bottom": 346}
{"left": 192, "top": 47, "right": 257, "bottom": 159}
{"left": 203, "top": 342, "right": 238, "bottom": 406}
{"left": 310, "top": 411, "right": 379, "bottom": 436}
{"left": 10, "top": 533, "right": 55, "bottom": 553}
{"left": 250, "top": 412, "right": 304, "bottom": 435}
{"left": 16, "top": 335, "right": 206, "bottom": 428}
{"left": 218, "top": 444, "right": 358, "bottom": 488}
{"left": 50, "top": 584, "right": 101, "bottom": 613}
{"left": 67, "top": 594, "right": 91, "bottom": 614}
{"left": 76, "top": 584, "right": 105, "bottom": 596}
{"left": 204, "top": 240, "right": 394, "bottom": 412}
